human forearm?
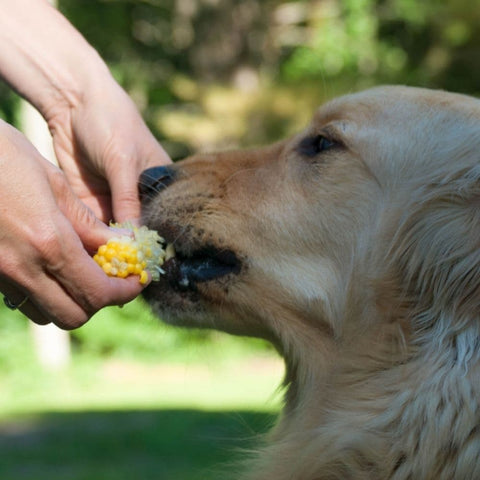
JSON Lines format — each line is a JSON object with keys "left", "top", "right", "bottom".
{"left": 0, "top": 0, "right": 111, "bottom": 119}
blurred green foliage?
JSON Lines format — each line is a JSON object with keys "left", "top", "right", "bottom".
{"left": 0, "top": 298, "right": 273, "bottom": 368}
{"left": 56, "top": 0, "right": 480, "bottom": 158}
{"left": 71, "top": 298, "right": 272, "bottom": 363}
{"left": 3, "top": 0, "right": 478, "bottom": 157}
{"left": 2, "top": 0, "right": 480, "bottom": 155}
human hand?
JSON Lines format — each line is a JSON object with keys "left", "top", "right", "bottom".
{"left": 45, "top": 78, "right": 171, "bottom": 224}
{"left": 0, "top": 0, "right": 171, "bottom": 224}
{"left": 0, "top": 120, "right": 145, "bottom": 329}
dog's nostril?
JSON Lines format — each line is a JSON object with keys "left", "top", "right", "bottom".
{"left": 138, "top": 165, "right": 176, "bottom": 198}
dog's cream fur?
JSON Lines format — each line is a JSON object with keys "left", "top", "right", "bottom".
{"left": 142, "top": 86, "right": 480, "bottom": 479}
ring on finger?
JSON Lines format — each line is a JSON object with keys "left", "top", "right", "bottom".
{"left": 3, "top": 295, "right": 28, "bottom": 311}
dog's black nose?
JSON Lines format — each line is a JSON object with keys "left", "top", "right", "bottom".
{"left": 139, "top": 165, "right": 176, "bottom": 198}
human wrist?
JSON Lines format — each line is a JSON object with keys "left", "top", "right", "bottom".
{"left": 0, "top": 0, "right": 112, "bottom": 121}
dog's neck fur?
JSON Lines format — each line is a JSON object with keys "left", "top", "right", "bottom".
{"left": 242, "top": 295, "right": 480, "bottom": 480}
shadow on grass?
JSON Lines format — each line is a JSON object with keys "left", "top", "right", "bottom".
{"left": 0, "top": 409, "right": 276, "bottom": 480}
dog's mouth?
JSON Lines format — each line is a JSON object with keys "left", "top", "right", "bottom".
{"left": 160, "top": 242, "right": 241, "bottom": 291}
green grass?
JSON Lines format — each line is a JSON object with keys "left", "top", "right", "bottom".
{"left": 0, "top": 409, "right": 276, "bottom": 480}
{"left": 0, "top": 359, "right": 282, "bottom": 479}
{"left": 0, "top": 353, "right": 284, "bottom": 415}
{"left": 0, "top": 299, "right": 283, "bottom": 479}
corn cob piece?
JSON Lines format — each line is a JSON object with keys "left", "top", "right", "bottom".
{"left": 93, "top": 222, "right": 166, "bottom": 284}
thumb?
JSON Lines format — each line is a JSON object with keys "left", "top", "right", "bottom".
{"left": 67, "top": 197, "right": 115, "bottom": 253}
{"left": 48, "top": 167, "right": 114, "bottom": 252}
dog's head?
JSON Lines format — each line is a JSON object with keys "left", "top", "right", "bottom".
{"left": 140, "top": 86, "right": 480, "bottom": 358}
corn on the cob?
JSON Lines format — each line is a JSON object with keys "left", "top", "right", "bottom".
{"left": 93, "top": 222, "right": 166, "bottom": 284}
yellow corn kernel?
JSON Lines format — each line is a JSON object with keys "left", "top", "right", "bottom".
{"left": 127, "top": 253, "right": 138, "bottom": 264}
{"left": 102, "top": 262, "right": 113, "bottom": 275}
{"left": 116, "top": 269, "right": 129, "bottom": 279}
{"left": 93, "top": 221, "right": 168, "bottom": 284}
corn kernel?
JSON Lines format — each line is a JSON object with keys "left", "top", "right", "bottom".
{"left": 127, "top": 253, "right": 138, "bottom": 264}
{"left": 93, "top": 221, "right": 171, "bottom": 284}
{"left": 102, "top": 262, "right": 113, "bottom": 275}
{"left": 105, "top": 248, "right": 117, "bottom": 261}
{"left": 117, "top": 269, "right": 129, "bottom": 279}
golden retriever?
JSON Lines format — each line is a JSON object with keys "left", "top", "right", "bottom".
{"left": 140, "top": 85, "right": 480, "bottom": 480}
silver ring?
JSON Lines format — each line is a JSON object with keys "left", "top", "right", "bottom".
{"left": 3, "top": 295, "right": 28, "bottom": 310}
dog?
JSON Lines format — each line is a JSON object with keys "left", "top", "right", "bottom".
{"left": 139, "top": 86, "right": 480, "bottom": 479}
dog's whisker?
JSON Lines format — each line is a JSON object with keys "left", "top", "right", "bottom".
{"left": 138, "top": 180, "right": 172, "bottom": 195}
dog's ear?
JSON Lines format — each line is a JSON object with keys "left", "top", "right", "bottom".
{"left": 389, "top": 165, "right": 480, "bottom": 327}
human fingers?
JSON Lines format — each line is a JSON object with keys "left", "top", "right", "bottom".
{"left": 8, "top": 210, "right": 144, "bottom": 329}
{"left": 52, "top": 82, "right": 172, "bottom": 223}
{"left": 107, "top": 141, "right": 172, "bottom": 223}
{"left": 1, "top": 221, "right": 143, "bottom": 330}
{"left": 24, "top": 255, "right": 142, "bottom": 330}
{"left": 40, "top": 168, "right": 146, "bottom": 326}
{"left": 45, "top": 162, "right": 115, "bottom": 252}
{"left": 0, "top": 123, "right": 142, "bottom": 329}
{"left": 0, "top": 200, "right": 143, "bottom": 329}
{"left": 0, "top": 280, "right": 50, "bottom": 325}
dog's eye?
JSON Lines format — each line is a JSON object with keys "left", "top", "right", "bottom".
{"left": 297, "top": 135, "right": 338, "bottom": 157}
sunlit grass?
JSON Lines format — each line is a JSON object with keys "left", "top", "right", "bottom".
{"left": 0, "top": 352, "right": 283, "bottom": 416}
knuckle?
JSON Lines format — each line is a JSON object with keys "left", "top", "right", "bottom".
{"left": 0, "top": 254, "right": 23, "bottom": 282}
{"left": 48, "top": 168, "right": 71, "bottom": 198}
{"left": 75, "top": 283, "right": 111, "bottom": 315}
{"left": 104, "top": 138, "right": 131, "bottom": 166}
{"left": 83, "top": 292, "right": 104, "bottom": 313}
{"left": 76, "top": 203, "right": 99, "bottom": 230}
{"left": 54, "top": 311, "right": 91, "bottom": 330}
{"left": 32, "top": 227, "right": 67, "bottom": 270}
{"left": 48, "top": 300, "right": 94, "bottom": 330}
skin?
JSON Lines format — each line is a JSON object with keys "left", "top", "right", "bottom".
{"left": 0, "top": 0, "right": 171, "bottom": 329}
